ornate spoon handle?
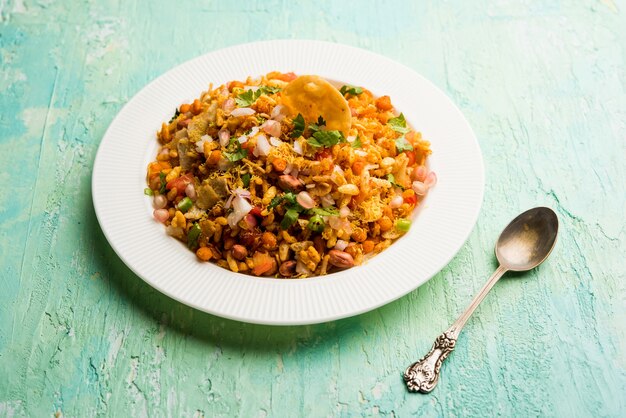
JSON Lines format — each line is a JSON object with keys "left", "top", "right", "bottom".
{"left": 404, "top": 265, "right": 508, "bottom": 393}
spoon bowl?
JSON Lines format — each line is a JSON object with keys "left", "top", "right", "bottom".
{"left": 495, "top": 207, "right": 559, "bottom": 272}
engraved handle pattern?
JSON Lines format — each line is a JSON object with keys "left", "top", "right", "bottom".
{"left": 403, "top": 330, "right": 457, "bottom": 393}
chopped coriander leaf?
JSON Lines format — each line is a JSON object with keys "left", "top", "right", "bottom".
{"left": 144, "top": 187, "right": 154, "bottom": 196}
{"left": 224, "top": 138, "right": 248, "bottom": 162}
{"left": 259, "top": 85, "right": 281, "bottom": 95}
{"left": 159, "top": 172, "right": 167, "bottom": 194}
{"left": 339, "top": 85, "right": 363, "bottom": 96}
{"left": 387, "top": 173, "right": 405, "bottom": 190}
{"left": 308, "top": 116, "right": 326, "bottom": 134}
{"left": 395, "top": 135, "right": 414, "bottom": 153}
{"left": 307, "top": 215, "right": 325, "bottom": 232}
{"left": 350, "top": 136, "right": 362, "bottom": 149}
{"left": 268, "top": 195, "right": 284, "bottom": 210}
{"left": 224, "top": 148, "right": 248, "bottom": 162}
{"left": 388, "top": 113, "right": 410, "bottom": 134}
{"left": 280, "top": 208, "right": 300, "bottom": 229}
{"left": 187, "top": 223, "right": 201, "bottom": 250}
{"left": 268, "top": 192, "right": 299, "bottom": 210}
{"left": 168, "top": 108, "right": 180, "bottom": 123}
{"left": 310, "top": 207, "right": 340, "bottom": 216}
{"left": 242, "top": 173, "right": 251, "bottom": 188}
{"left": 307, "top": 130, "right": 345, "bottom": 148}
{"left": 283, "top": 192, "right": 298, "bottom": 206}
{"left": 235, "top": 86, "right": 282, "bottom": 107}
{"left": 235, "top": 90, "right": 256, "bottom": 107}
{"left": 291, "top": 113, "right": 305, "bottom": 138}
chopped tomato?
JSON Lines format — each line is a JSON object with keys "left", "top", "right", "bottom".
{"left": 405, "top": 150, "right": 416, "bottom": 166}
{"left": 404, "top": 195, "right": 417, "bottom": 205}
{"left": 166, "top": 173, "right": 193, "bottom": 195}
{"left": 250, "top": 206, "right": 263, "bottom": 217}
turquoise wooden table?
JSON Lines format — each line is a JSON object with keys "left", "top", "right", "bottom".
{"left": 1, "top": 1, "right": 625, "bottom": 416}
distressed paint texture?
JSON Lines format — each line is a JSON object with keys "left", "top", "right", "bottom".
{"left": 0, "top": 0, "right": 625, "bottom": 417}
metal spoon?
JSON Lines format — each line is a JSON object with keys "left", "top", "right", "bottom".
{"left": 404, "top": 207, "right": 559, "bottom": 393}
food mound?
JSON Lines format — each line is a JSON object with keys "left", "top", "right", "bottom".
{"left": 146, "top": 72, "right": 436, "bottom": 278}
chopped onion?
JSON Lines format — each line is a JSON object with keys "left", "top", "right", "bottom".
{"left": 153, "top": 195, "right": 167, "bottom": 209}
{"left": 254, "top": 134, "right": 271, "bottom": 157}
{"left": 390, "top": 195, "right": 403, "bottom": 208}
{"left": 355, "top": 150, "right": 368, "bottom": 157}
{"left": 269, "top": 136, "right": 283, "bottom": 147}
{"left": 364, "top": 164, "right": 379, "bottom": 171}
{"left": 261, "top": 120, "right": 282, "bottom": 137}
{"left": 284, "top": 163, "right": 293, "bottom": 175}
{"left": 218, "top": 128, "right": 230, "bottom": 147}
{"left": 334, "top": 240, "right": 349, "bottom": 251}
{"left": 271, "top": 104, "right": 287, "bottom": 121}
{"left": 293, "top": 140, "right": 303, "bottom": 155}
{"left": 237, "top": 135, "right": 248, "bottom": 144}
{"left": 333, "top": 165, "right": 344, "bottom": 175}
{"left": 222, "top": 98, "right": 235, "bottom": 113}
{"left": 196, "top": 135, "right": 213, "bottom": 153}
{"left": 339, "top": 206, "right": 351, "bottom": 218}
{"left": 230, "top": 107, "right": 256, "bottom": 117}
{"left": 227, "top": 195, "right": 253, "bottom": 228}
{"left": 296, "top": 191, "right": 316, "bottom": 209}
{"left": 225, "top": 188, "right": 252, "bottom": 209}
{"left": 321, "top": 195, "right": 335, "bottom": 208}
{"left": 158, "top": 148, "right": 170, "bottom": 159}
{"left": 346, "top": 135, "right": 357, "bottom": 143}
{"left": 249, "top": 126, "right": 260, "bottom": 137}
{"left": 153, "top": 209, "right": 169, "bottom": 223}
{"left": 295, "top": 260, "right": 312, "bottom": 276}
{"left": 185, "top": 183, "right": 196, "bottom": 200}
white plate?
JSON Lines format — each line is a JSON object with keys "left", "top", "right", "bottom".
{"left": 92, "top": 40, "right": 484, "bottom": 325}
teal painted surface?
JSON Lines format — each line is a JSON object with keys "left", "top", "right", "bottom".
{"left": 1, "top": 0, "right": 625, "bottom": 416}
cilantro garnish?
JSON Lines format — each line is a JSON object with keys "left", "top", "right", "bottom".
{"left": 242, "top": 173, "right": 251, "bottom": 188}
{"left": 388, "top": 113, "right": 410, "bottom": 134}
{"left": 308, "top": 116, "right": 326, "bottom": 134}
{"left": 307, "top": 130, "right": 345, "bottom": 148}
{"left": 268, "top": 192, "right": 307, "bottom": 229}
{"left": 144, "top": 188, "right": 154, "bottom": 196}
{"left": 280, "top": 208, "right": 300, "bottom": 230}
{"left": 223, "top": 138, "right": 248, "bottom": 162}
{"left": 168, "top": 108, "right": 180, "bottom": 123}
{"left": 159, "top": 172, "right": 167, "bottom": 194}
{"left": 235, "top": 86, "right": 281, "bottom": 107}
{"left": 339, "top": 85, "right": 363, "bottom": 96}
{"left": 387, "top": 173, "right": 405, "bottom": 190}
{"left": 291, "top": 113, "right": 305, "bottom": 138}
{"left": 350, "top": 136, "right": 362, "bottom": 149}
{"left": 394, "top": 135, "right": 414, "bottom": 153}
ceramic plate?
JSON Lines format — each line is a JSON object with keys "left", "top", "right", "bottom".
{"left": 92, "top": 40, "right": 484, "bottom": 325}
